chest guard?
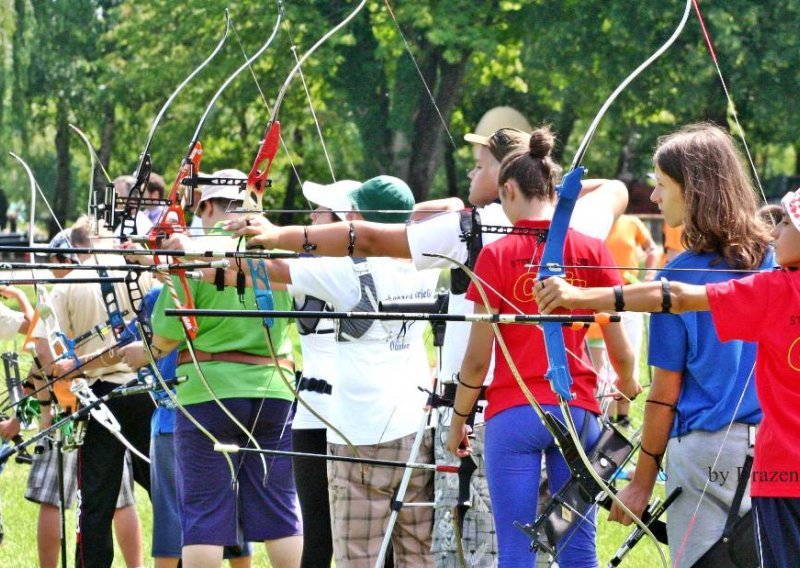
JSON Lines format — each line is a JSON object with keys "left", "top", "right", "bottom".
{"left": 451, "top": 208, "right": 482, "bottom": 295}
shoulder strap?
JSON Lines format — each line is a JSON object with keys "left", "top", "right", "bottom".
{"left": 337, "top": 257, "right": 379, "bottom": 342}
{"left": 722, "top": 454, "right": 753, "bottom": 538}
{"left": 294, "top": 295, "right": 332, "bottom": 335}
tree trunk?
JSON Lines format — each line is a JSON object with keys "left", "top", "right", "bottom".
{"left": 795, "top": 145, "right": 800, "bottom": 176}
{"left": 51, "top": 96, "right": 71, "bottom": 238}
{"left": 279, "top": 129, "right": 303, "bottom": 226}
{"left": 329, "top": 8, "right": 393, "bottom": 178}
{"left": 98, "top": 100, "right": 115, "bottom": 195}
{"left": 553, "top": 102, "right": 577, "bottom": 165}
{"left": 444, "top": 143, "right": 460, "bottom": 198}
{"left": 407, "top": 53, "right": 469, "bottom": 201}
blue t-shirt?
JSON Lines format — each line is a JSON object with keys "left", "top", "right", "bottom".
{"left": 139, "top": 287, "right": 178, "bottom": 437}
{"left": 649, "top": 249, "right": 775, "bottom": 437}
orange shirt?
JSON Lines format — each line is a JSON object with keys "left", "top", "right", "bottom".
{"left": 605, "top": 215, "right": 652, "bottom": 282}
{"left": 662, "top": 223, "right": 685, "bottom": 265}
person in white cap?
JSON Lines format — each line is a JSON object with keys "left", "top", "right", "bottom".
{"left": 533, "top": 123, "right": 776, "bottom": 567}
{"left": 193, "top": 169, "right": 249, "bottom": 233}
{"left": 291, "top": 178, "right": 358, "bottom": 567}
{"left": 118, "top": 166, "right": 303, "bottom": 567}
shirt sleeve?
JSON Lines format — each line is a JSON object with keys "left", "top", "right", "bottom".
{"left": 288, "top": 257, "right": 361, "bottom": 310}
{"left": 151, "top": 282, "right": 188, "bottom": 343}
{"left": 0, "top": 303, "right": 24, "bottom": 340}
{"left": 406, "top": 211, "right": 468, "bottom": 270}
{"left": 465, "top": 246, "right": 503, "bottom": 310}
{"left": 707, "top": 272, "right": 767, "bottom": 343}
{"left": 648, "top": 311, "right": 689, "bottom": 372}
{"left": 571, "top": 194, "right": 614, "bottom": 240}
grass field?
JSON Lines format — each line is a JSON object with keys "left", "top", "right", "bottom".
{"left": 0, "top": 288, "right": 669, "bottom": 567}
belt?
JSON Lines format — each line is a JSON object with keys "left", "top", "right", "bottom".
{"left": 297, "top": 377, "right": 333, "bottom": 395}
{"left": 177, "top": 349, "right": 294, "bottom": 370}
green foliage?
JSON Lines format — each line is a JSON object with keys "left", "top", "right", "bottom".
{"left": 0, "top": 0, "right": 796, "bottom": 223}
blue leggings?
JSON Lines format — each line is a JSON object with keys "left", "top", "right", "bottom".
{"left": 485, "top": 404, "right": 601, "bottom": 568}
{"left": 753, "top": 496, "right": 800, "bottom": 567}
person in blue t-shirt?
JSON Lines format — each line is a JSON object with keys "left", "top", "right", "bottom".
{"left": 605, "top": 124, "right": 773, "bottom": 568}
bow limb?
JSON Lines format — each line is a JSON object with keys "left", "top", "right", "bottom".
{"left": 68, "top": 123, "right": 113, "bottom": 233}
{"left": 136, "top": 321, "right": 236, "bottom": 483}
{"left": 430, "top": 252, "right": 666, "bottom": 566}
{"left": 244, "top": 0, "right": 368, "bottom": 211}
{"left": 116, "top": 11, "right": 230, "bottom": 239}
{"left": 133, "top": 10, "right": 231, "bottom": 181}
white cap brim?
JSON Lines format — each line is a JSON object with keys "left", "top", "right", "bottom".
{"left": 464, "top": 132, "right": 490, "bottom": 146}
{"left": 302, "top": 180, "right": 360, "bottom": 221}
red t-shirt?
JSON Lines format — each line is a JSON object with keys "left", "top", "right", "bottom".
{"left": 465, "top": 219, "right": 622, "bottom": 420}
{"left": 708, "top": 268, "right": 800, "bottom": 497}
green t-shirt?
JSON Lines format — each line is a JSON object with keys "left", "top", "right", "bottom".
{"left": 151, "top": 231, "right": 294, "bottom": 406}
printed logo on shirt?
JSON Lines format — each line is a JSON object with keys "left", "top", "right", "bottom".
{"left": 787, "top": 336, "right": 800, "bottom": 372}
{"left": 513, "top": 269, "right": 586, "bottom": 303}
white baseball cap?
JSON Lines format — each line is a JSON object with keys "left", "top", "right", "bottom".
{"left": 197, "top": 169, "right": 247, "bottom": 204}
{"left": 302, "top": 179, "right": 361, "bottom": 221}
{"left": 782, "top": 189, "right": 800, "bottom": 231}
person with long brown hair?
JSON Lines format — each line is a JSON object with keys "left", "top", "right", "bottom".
{"left": 444, "top": 127, "right": 638, "bottom": 567}
{"left": 537, "top": 122, "right": 775, "bottom": 567}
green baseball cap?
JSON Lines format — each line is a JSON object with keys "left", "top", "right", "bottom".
{"left": 348, "top": 175, "right": 415, "bottom": 223}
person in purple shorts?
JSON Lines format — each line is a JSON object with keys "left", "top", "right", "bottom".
{"left": 120, "top": 178, "right": 302, "bottom": 567}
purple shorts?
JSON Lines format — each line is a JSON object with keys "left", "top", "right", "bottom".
{"left": 175, "top": 398, "right": 302, "bottom": 546}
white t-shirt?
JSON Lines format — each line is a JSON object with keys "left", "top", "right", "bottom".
{"left": 289, "top": 256, "right": 439, "bottom": 445}
{"left": 292, "top": 296, "right": 337, "bottom": 430}
{"left": 0, "top": 303, "right": 24, "bottom": 340}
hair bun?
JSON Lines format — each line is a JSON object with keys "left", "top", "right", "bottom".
{"left": 529, "top": 127, "right": 555, "bottom": 160}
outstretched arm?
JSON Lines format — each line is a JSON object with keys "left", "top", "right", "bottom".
{"left": 223, "top": 216, "right": 413, "bottom": 258}
{"left": 534, "top": 278, "right": 710, "bottom": 315}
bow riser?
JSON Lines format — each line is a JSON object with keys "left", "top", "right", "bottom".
{"left": 244, "top": 120, "right": 281, "bottom": 211}
{"left": 537, "top": 166, "right": 585, "bottom": 400}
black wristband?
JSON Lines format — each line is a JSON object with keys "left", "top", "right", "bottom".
{"left": 347, "top": 223, "right": 356, "bottom": 257}
{"left": 452, "top": 407, "right": 471, "bottom": 418}
{"left": 456, "top": 372, "right": 483, "bottom": 390}
{"left": 303, "top": 225, "right": 317, "bottom": 253}
{"left": 640, "top": 444, "right": 665, "bottom": 470}
{"left": 646, "top": 398, "right": 676, "bottom": 410}
{"left": 660, "top": 277, "right": 672, "bottom": 313}
{"left": 38, "top": 399, "right": 52, "bottom": 407}
{"left": 613, "top": 285, "right": 625, "bottom": 312}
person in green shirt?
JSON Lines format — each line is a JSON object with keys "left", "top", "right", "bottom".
{"left": 121, "top": 170, "right": 302, "bottom": 568}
